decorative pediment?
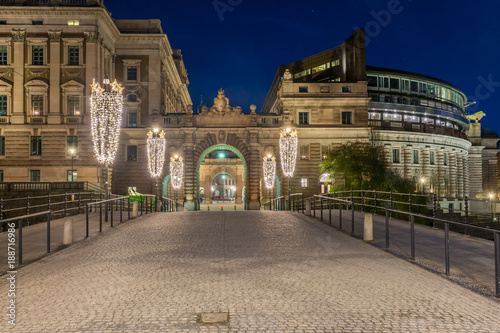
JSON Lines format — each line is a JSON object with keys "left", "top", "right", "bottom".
{"left": 24, "top": 79, "right": 49, "bottom": 89}
{"left": 61, "top": 79, "right": 84, "bottom": 89}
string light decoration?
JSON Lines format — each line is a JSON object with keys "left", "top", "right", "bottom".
{"left": 170, "top": 155, "right": 184, "bottom": 212}
{"left": 147, "top": 129, "right": 166, "bottom": 178}
{"left": 90, "top": 78, "right": 124, "bottom": 166}
{"left": 279, "top": 127, "right": 298, "bottom": 210}
{"left": 263, "top": 155, "right": 276, "bottom": 189}
{"left": 263, "top": 155, "right": 276, "bottom": 210}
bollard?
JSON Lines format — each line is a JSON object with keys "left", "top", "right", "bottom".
{"left": 363, "top": 214, "right": 373, "bottom": 242}
{"left": 132, "top": 201, "right": 138, "bottom": 218}
{"left": 234, "top": 205, "right": 236, "bottom": 211}
{"left": 208, "top": 205, "right": 210, "bottom": 211}
{"left": 305, "top": 198, "right": 311, "bottom": 216}
{"left": 221, "top": 205, "right": 223, "bottom": 211}
{"left": 63, "top": 218, "right": 73, "bottom": 245}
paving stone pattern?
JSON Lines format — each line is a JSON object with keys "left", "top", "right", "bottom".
{"left": 1, "top": 211, "right": 500, "bottom": 332}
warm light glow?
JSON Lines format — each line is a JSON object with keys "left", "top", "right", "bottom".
{"left": 70, "top": 148, "right": 75, "bottom": 155}
{"left": 219, "top": 153, "right": 225, "bottom": 158}
{"left": 490, "top": 193, "right": 494, "bottom": 199}
{"left": 286, "top": 127, "right": 291, "bottom": 133}
{"left": 170, "top": 155, "right": 184, "bottom": 190}
{"left": 147, "top": 130, "right": 166, "bottom": 178}
{"left": 263, "top": 155, "right": 276, "bottom": 189}
{"left": 279, "top": 128, "right": 298, "bottom": 178}
{"left": 89, "top": 78, "right": 124, "bottom": 166}
{"left": 420, "top": 178, "right": 425, "bottom": 184}
{"left": 174, "top": 155, "right": 178, "bottom": 159}
{"left": 153, "top": 128, "right": 159, "bottom": 133}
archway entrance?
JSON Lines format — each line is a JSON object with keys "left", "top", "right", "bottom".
{"left": 196, "top": 144, "right": 247, "bottom": 210}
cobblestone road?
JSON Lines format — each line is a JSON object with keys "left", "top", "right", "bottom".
{"left": 2, "top": 211, "right": 500, "bottom": 332}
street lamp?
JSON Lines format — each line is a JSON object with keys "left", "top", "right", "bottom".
{"left": 90, "top": 75, "right": 123, "bottom": 221}
{"left": 70, "top": 148, "right": 76, "bottom": 182}
{"left": 263, "top": 154, "right": 276, "bottom": 210}
{"left": 279, "top": 127, "right": 298, "bottom": 211}
{"left": 147, "top": 128, "right": 166, "bottom": 212}
{"left": 490, "top": 193, "right": 495, "bottom": 220}
{"left": 170, "top": 155, "right": 184, "bottom": 212}
{"left": 420, "top": 177, "right": 425, "bottom": 193}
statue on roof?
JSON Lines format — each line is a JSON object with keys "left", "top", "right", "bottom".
{"left": 213, "top": 88, "right": 230, "bottom": 113}
{"left": 466, "top": 111, "right": 486, "bottom": 123}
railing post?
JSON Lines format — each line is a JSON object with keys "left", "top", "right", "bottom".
{"left": 110, "top": 200, "right": 114, "bottom": 227}
{"left": 408, "top": 193, "right": 412, "bottom": 222}
{"left": 445, "top": 222, "right": 450, "bottom": 276}
{"left": 385, "top": 210, "right": 389, "bottom": 250}
{"left": 351, "top": 199, "right": 355, "bottom": 236}
{"left": 495, "top": 232, "right": 500, "bottom": 297}
{"left": 86, "top": 204, "right": 89, "bottom": 238}
{"left": 374, "top": 191, "right": 378, "bottom": 214}
{"left": 320, "top": 197, "right": 323, "bottom": 222}
{"left": 410, "top": 215, "right": 415, "bottom": 260}
{"left": 128, "top": 197, "right": 131, "bottom": 220}
{"left": 361, "top": 190, "right": 364, "bottom": 212}
{"left": 433, "top": 193, "right": 437, "bottom": 228}
{"left": 99, "top": 202, "right": 102, "bottom": 232}
{"left": 141, "top": 195, "right": 143, "bottom": 215}
{"left": 390, "top": 190, "right": 393, "bottom": 219}
{"left": 47, "top": 212, "right": 51, "bottom": 254}
{"left": 78, "top": 191, "right": 81, "bottom": 214}
{"left": 120, "top": 198, "right": 123, "bottom": 223}
{"left": 64, "top": 192, "right": 67, "bottom": 217}
{"left": 464, "top": 196, "right": 469, "bottom": 223}
{"left": 329, "top": 198, "right": 331, "bottom": 225}
{"left": 339, "top": 204, "right": 343, "bottom": 230}
{"left": 18, "top": 219, "right": 22, "bottom": 266}
{"left": 90, "top": 191, "right": 93, "bottom": 213}
{"left": 26, "top": 195, "right": 30, "bottom": 216}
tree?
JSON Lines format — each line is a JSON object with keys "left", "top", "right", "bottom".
{"left": 320, "top": 141, "right": 415, "bottom": 192}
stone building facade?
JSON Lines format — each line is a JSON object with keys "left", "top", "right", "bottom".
{"left": 0, "top": 2, "right": 498, "bottom": 210}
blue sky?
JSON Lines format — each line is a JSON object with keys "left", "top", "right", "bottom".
{"left": 107, "top": 0, "right": 500, "bottom": 134}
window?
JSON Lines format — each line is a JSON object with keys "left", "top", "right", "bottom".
{"left": 127, "top": 66, "right": 137, "bottom": 81}
{"left": 127, "top": 113, "right": 137, "bottom": 127}
{"left": 369, "top": 112, "right": 381, "bottom": 120}
{"left": 67, "top": 136, "right": 78, "bottom": 155}
{"left": 300, "top": 145, "right": 309, "bottom": 160}
{"left": 342, "top": 111, "right": 352, "bottom": 124}
{"left": 67, "top": 20, "right": 79, "bottom": 26}
{"left": 31, "top": 136, "right": 42, "bottom": 156}
{"left": 32, "top": 46, "right": 44, "bottom": 65}
{"left": 379, "top": 76, "right": 389, "bottom": 88}
{"left": 0, "top": 45, "right": 6, "bottom": 65}
{"left": 301, "top": 178, "right": 308, "bottom": 188}
{"left": 321, "top": 145, "right": 330, "bottom": 160}
{"left": 390, "top": 78, "right": 400, "bottom": 90}
{"left": 0, "top": 95, "right": 6, "bottom": 116}
{"left": 413, "top": 150, "right": 419, "bottom": 164}
{"left": 0, "top": 136, "right": 4, "bottom": 156}
{"left": 401, "top": 79, "right": 410, "bottom": 91}
{"left": 0, "top": 170, "right": 3, "bottom": 182}
{"left": 443, "top": 152, "right": 447, "bottom": 166}
{"left": 320, "top": 86, "right": 330, "bottom": 93}
{"left": 31, "top": 95, "right": 44, "bottom": 115}
{"left": 299, "top": 86, "right": 308, "bottom": 93}
{"left": 298, "top": 112, "right": 309, "bottom": 125}
{"left": 127, "top": 145, "right": 137, "bottom": 161}
{"left": 67, "top": 95, "right": 80, "bottom": 116}
{"left": 68, "top": 46, "right": 79, "bottom": 66}
{"left": 30, "top": 170, "right": 40, "bottom": 182}
{"left": 392, "top": 149, "right": 400, "bottom": 163}
{"left": 342, "top": 86, "right": 351, "bottom": 93}
{"left": 331, "top": 59, "right": 340, "bottom": 67}
{"left": 67, "top": 170, "right": 77, "bottom": 182}
{"left": 0, "top": 21, "right": 6, "bottom": 25}
{"left": 430, "top": 151, "right": 435, "bottom": 165}
{"left": 411, "top": 81, "right": 419, "bottom": 92}
{"left": 127, "top": 94, "right": 137, "bottom": 102}
{"left": 419, "top": 82, "right": 427, "bottom": 94}
{"left": 32, "top": 20, "right": 43, "bottom": 25}
{"left": 367, "top": 75, "right": 378, "bottom": 87}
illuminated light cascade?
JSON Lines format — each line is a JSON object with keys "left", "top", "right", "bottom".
{"left": 170, "top": 155, "right": 184, "bottom": 211}
{"left": 90, "top": 78, "right": 124, "bottom": 166}
{"left": 279, "top": 127, "right": 298, "bottom": 210}
{"left": 147, "top": 129, "right": 166, "bottom": 178}
{"left": 263, "top": 155, "right": 276, "bottom": 210}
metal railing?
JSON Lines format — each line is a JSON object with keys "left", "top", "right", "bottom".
{"left": 311, "top": 195, "right": 355, "bottom": 234}
{"left": 86, "top": 196, "right": 131, "bottom": 236}
{"left": 1, "top": 211, "right": 51, "bottom": 266}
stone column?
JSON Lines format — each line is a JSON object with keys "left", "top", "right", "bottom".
{"left": 47, "top": 31, "right": 61, "bottom": 125}
{"left": 84, "top": 32, "right": 98, "bottom": 123}
{"left": 248, "top": 130, "right": 261, "bottom": 210}
{"left": 421, "top": 147, "right": 430, "bottom": 188}
{"left": 436, "top": 149, "right": 445, "bottom": 198}
{"left": 467, "top": 146, "right": 485, "bottom": 198}
{"left": 183, "top": 129, "right": 196, "bottom": 210}
{"left": 403, "top": 145, "right": 412, "bottom": 178}
{"left": 449, "top": 151, "right": 457, "bottom": 199}
{"left": 463, "top": 152, "right": 470, "bottom": 198}
{"left": 456, "top": 153, "right": 464, "bottom": 199}
{"left": 11, "top": 30, "right": 26, "bottom": 124}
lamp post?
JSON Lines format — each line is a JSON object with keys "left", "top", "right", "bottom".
{"left": 263, "top": 154, "right": 276, "bottom": 211}
{"left": 490, "top": 193, "right": 495, "bottom": 220}
{"left": 147, "top": 128, "right": 166, "bottom": 212}
{"left": 420, "top": 177, "right": 425, "bottom": 193}
{"left": 279, "top": 127, "right": 298, "bottom": 211}
{"left": 90, "top": 75, "right": 124, "bottom": 222}
{"left": 170, "top": 155, "right": 184, "bottom": 212}
{"left": 70, "top": 148, "right": 76, "bottom": 182}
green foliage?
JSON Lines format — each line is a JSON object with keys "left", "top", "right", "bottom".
{"left": 320, "top": 141, "right": 416, "bottom": 193}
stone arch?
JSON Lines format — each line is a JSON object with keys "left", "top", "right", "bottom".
{"left": 195, "top": 143, "right": 248, "bottom": 209}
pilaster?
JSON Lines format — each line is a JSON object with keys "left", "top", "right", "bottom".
{"left": 11, "top": 30, "right": 26, "bottom": 124}
{"left": 48, "top": 31, "right": 61, "bottom": 124}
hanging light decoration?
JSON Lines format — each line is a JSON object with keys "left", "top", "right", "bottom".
{"left": 90, "top": 77, "right": 124, "bottom": 166}
{"left": 147, "top": 129, "right": 166, "bottom": 178}
{"left": 170, "top": 155, "right": 184, "bottom": 212}
{"left": 263, "top": 155, "right": 276, "bottom": 189}
{"left": 279, "top": 127, "right": 298, "bottom": 211}
{"left": 279, "top": 128, "right": 298, "bottom": 177}
{"left": 170, "top": 155, "right": 184, "bottom": 190}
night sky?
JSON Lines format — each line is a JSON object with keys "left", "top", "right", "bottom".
{"left": 107, "top": 0, "right": 500, "bottom": 135}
